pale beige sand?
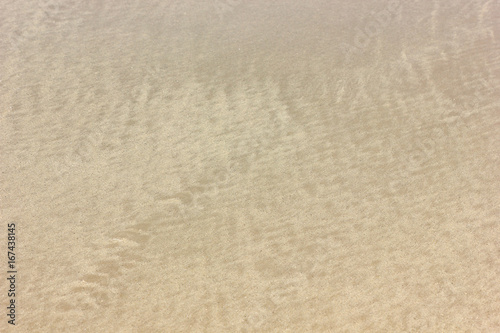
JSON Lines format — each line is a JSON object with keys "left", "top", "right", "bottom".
{"left": 1, "top": 0, "right": 499, "bottom": 331}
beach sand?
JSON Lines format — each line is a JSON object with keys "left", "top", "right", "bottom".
{"left": 1, "top": 0, "right": 499, "bottom": 331}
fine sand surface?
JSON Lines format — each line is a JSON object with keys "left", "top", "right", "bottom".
{"left": 1, "top": 0, "right": 499, "bottom": 331}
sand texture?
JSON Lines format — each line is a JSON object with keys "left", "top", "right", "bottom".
{"left": 1, "top": 0, "right": 499, "bottom": 331}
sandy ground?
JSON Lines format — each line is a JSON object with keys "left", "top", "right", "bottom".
{"left": 1, "top": 0, "right": 499, "bottom": 331}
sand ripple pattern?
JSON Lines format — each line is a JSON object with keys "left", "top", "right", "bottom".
{"left": 0, "top": 0, "right": 499, "bottom": 332}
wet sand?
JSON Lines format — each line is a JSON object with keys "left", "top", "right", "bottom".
{"left": 1, "top": 0, "right": 499, "bottom": 331}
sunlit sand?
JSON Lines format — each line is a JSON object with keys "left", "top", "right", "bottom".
{"left": 1, "top": 0, "right": 499, "bottom": 331}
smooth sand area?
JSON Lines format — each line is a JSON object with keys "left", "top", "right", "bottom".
{"left": 1, "top": 0, "right": 499, "bottom": 331}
